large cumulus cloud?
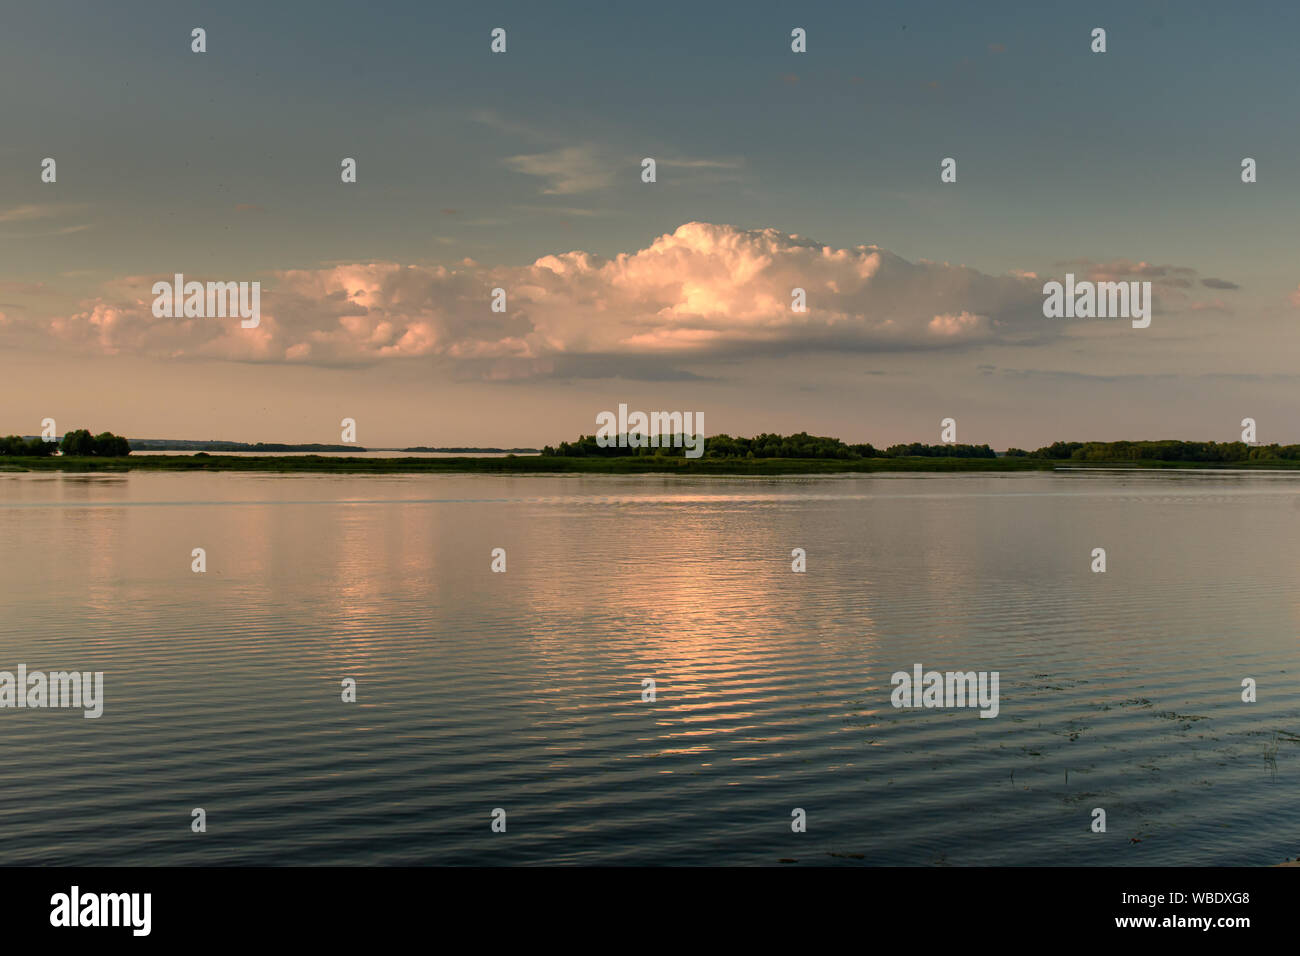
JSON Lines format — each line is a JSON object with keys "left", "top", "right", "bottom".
{"left": 28, "top": 223, "right": 1087, "bottom": 378}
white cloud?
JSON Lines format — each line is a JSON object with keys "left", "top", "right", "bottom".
{"left": 26, "top": 222, "right": 1083, "bottom": 376}
{"left": 504, "top": 146, "right": 614, "bottom": 195}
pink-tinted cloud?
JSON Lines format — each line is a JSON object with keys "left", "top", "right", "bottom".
{"left": 20, "top": 222, "right": 1085, "bottom": 377}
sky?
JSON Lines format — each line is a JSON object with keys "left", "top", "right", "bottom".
{"left": 2, "top": 0, "right": 1298, "bottom": 448}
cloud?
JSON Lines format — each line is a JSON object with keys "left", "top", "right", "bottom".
{"left": 0, "top": 203, "right": 90, "bottom": 238}
{"left": 659, "top": 157, "right": 745, "bottom": 170}
{"left": 0, "top": 204, "right": 60, "bottom": 223}
{"left": 928, "top": 311, "right": 989, "bottom": 337}
{"left": 24, "top": 222, "right": 1123, "bottom": 377}
{"left": 1056, "top": 258, "right": 1199, "bottom": 286}
{"left": 504, "top": 146, "right": 614, "bottom": 195}
{"left": 1048, "top": 258, "right": 1237, "bottom": 312}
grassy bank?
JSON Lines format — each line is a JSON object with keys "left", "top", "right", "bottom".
{"left": 6, "top": 454, "right": 1300, "bottom": 475}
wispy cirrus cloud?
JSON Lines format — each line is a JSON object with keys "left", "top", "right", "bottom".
{"left": 486, "top": 107, "right": 744, "bottom": 198}
{"left": 658, "top": 156, "right": 744, "bottom": 170}
{"left": 0, "top": 203, "right": 91, "bottom": 238}
{"left": 504, "top": 146, "right": 745, "bottom": 196}
{"left": 504, "top": 145, "right": 615, "bottom": 195}
{"left": 0, "top": 204, "right": 60, "bottom": 223}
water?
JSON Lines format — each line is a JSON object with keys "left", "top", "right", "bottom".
{"left": 1, "top": 469, "right": 1297, "bottom": 866}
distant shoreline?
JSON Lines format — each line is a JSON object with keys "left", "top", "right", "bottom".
{"left": 7, "top": 454, "right": 1300, "bottom": 475}
{"left": 126, "top": 442, "right": 542, "bottom": 454}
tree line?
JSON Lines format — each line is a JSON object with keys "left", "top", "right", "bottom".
{"left": 544, "top": 433, "right": 1300, "bottom": 461}
{"left": 0, "top": 429, "right": 131, "bottom": 457}
{"left": 542, "top": 432, "right": 997, "bottom": 459}
{"left": 1005, "top": 440, "right": 1300, "bottom": 462}
{"left": 6, "top": 429, "right": 1297, "bottom": 463}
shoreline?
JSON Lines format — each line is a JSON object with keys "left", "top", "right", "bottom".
{"left": 6, "top": 454, "right": 1300, "bottom": 475}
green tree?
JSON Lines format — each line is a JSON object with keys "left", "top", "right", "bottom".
{"left": 58, "top": 429, "right": 131, "bottom": 456}
{"left": 60, "top": 429, "right": 96, "bottom": 456}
